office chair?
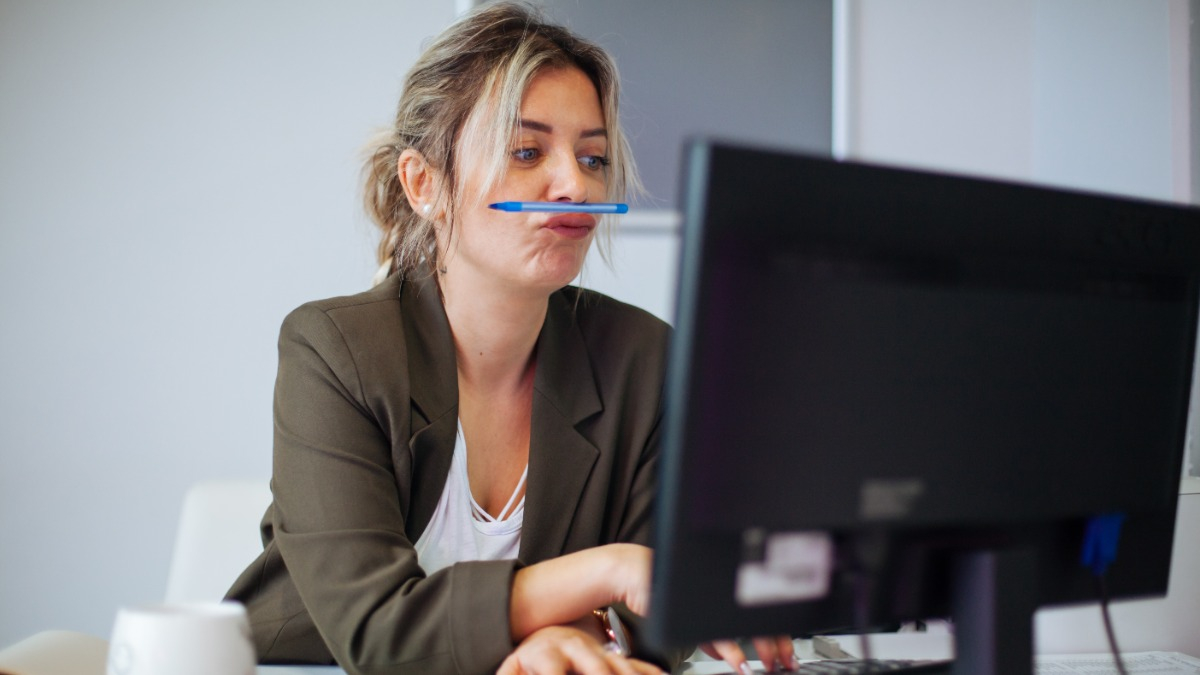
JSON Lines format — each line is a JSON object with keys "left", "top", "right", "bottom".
{"left": 164, "top": 478, "right": 272, "bottom": 603}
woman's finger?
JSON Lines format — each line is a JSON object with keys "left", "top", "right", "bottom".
{"left": 558, "top": 633, "right": 623, "bottom": 675}
{"left": 496, "top": 652, "right": 523, "bottom": 675}
{"left": 705, "top": 639, "right": 753, "bottom": 675}
{"left": 753, "top": 634, "right": 801, "bottom": 667}
{"left": 775, "top": 635, "right": 799, "bottom": 671}
{"left": 753, "top": 636, "right": 780, "bottom": 672}
{"left": 596, "top": 649, "right": 635, "bottom": 675}
{"left": 699, "top": 639, "right": 738, "bottom": 661}
{"left": 751, "top": 635, "right": 799, "bottom": 672}
{"left": 597, "top": 648, "right": 667, "bottom": 675}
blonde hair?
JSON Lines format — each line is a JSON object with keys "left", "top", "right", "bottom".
{"left": 363, "top": 1, "right": 640, "bottom": 285}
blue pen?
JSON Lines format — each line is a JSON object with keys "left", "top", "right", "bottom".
{"left": 489, "top": 201, "right": 629, "bottom": 214}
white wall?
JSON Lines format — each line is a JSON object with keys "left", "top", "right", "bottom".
{"left": 843, "top": 0, "right": 1197, "bottom": 656}
{"left": 845, "top": 0, "right": 1037, "bottom": 181}
{"left": 845, "top": 0, "right": 1190, "bottom": 203}
{"left": 1030, "top": 1, "right": 1186, "bottom": 201}
{"left": 0, "top": 0, "right": 456, "bottom": 646}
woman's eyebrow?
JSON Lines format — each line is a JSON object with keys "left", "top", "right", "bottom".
{"left": 519, "top": 119, "right": 607, "bottom": 139}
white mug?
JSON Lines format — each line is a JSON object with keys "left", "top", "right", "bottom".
{"left": 106, "top": 601, "right": 256, "bottom": 675}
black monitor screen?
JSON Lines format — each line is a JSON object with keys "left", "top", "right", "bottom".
{"left": 649, "top": 141, "right": 1200, "bottom": 672}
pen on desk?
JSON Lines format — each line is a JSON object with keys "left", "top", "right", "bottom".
{"left": 488, "top": 201, "right": 629, "bottom": 214}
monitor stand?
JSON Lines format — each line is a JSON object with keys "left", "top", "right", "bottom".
{"left": 949, "top": 548, "right": 1039, "bottom": 675}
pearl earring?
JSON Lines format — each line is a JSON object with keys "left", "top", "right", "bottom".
{"left": 422, "top": 204, "right": 432, "bottom": 216}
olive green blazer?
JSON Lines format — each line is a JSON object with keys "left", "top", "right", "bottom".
{"left": 226, "top": 273, "right": 673, "bottom": 675}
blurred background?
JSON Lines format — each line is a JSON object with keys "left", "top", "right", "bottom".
{"left": 1, "top": 0, "right": 1194, "bottom": 648}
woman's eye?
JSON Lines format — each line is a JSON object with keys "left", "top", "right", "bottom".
{"left": 580, "top": 155, "right": 610, "bottom": 171}
{"left": 512, "top": 147, "right": 540, "bottom": 162}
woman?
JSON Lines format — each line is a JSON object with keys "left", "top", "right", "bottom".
{"left": 227, "top": 4, "right": 795, "bottom": 674}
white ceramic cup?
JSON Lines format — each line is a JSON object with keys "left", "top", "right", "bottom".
{"left": 106, "top": 601, "right": 256, "bottom": 675}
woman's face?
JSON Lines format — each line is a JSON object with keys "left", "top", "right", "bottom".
{"left": 445, "top": 66, "right": 609, "bottom": 296}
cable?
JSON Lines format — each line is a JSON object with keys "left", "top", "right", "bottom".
{"left": 1081, "top": 514, "right": 1129, "bottom": 675}
{"left": 1095, "top": 574, "right": 1130, "bottom": 675}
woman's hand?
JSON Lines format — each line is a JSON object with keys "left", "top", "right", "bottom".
{"left": 701, "top": 636, "right": 799, "bottom": 674}
{"left": 497, "top": 626, "right": 664, "bottom": 675}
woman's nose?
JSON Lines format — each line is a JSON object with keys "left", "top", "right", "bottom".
{"left": 546, "top": 152, "right": 590, "bottom": 203}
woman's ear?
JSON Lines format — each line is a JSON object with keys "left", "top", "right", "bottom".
{"left": 397, "top": 149, "right": 439, "bottom": 216}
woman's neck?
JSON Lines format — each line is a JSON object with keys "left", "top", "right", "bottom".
{"left": 440, "top": 270, "right": 549, "bottom": 392}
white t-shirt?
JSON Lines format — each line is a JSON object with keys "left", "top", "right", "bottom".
{"left": 413, "top": 421, "right": 526, "bottom": 574}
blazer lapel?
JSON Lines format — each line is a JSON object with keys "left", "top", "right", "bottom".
{"left": 398, "top": 274, "right": 459, "bottom": 542}
{"left": 521, "top": 290, "right": 604, "bottom": 563}
{"left": 406, "top": 408, "right": 457, "bottom": 542}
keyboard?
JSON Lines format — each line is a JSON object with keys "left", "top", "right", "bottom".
{"left": 752, "top": 660, "right": 952, "bottom": 674}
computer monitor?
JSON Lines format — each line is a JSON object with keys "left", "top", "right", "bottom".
{"left": 648, "top": 140, "right": 1200, "bottom": 674}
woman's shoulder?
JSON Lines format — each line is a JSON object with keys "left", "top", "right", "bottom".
{"left": 287, "top": 275, "right": 403, "bottom": 321}
{"left": 564, "top": 285, "right": 668, "bottom": 325}
{"left": 277, "top": 275, "right": 411, "bottom": 356}
{"left": 556, "top": 286, "right": 671, "bottom": 358}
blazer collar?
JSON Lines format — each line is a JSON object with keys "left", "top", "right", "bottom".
{"left": 399, "top": 273, "right": 458, "bottom": 425}
{"left": 399, "top": 276, "right": 604, "bottom": 559}
{"left": 532, "top": 289, "right": 603, "bottom": 424}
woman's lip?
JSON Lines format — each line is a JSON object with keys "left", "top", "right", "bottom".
{"left": 545, "top": 213, "right": 597, "bottom": 229}
{"left": 544, "top": 213, "right": 597, "bottom": 238}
